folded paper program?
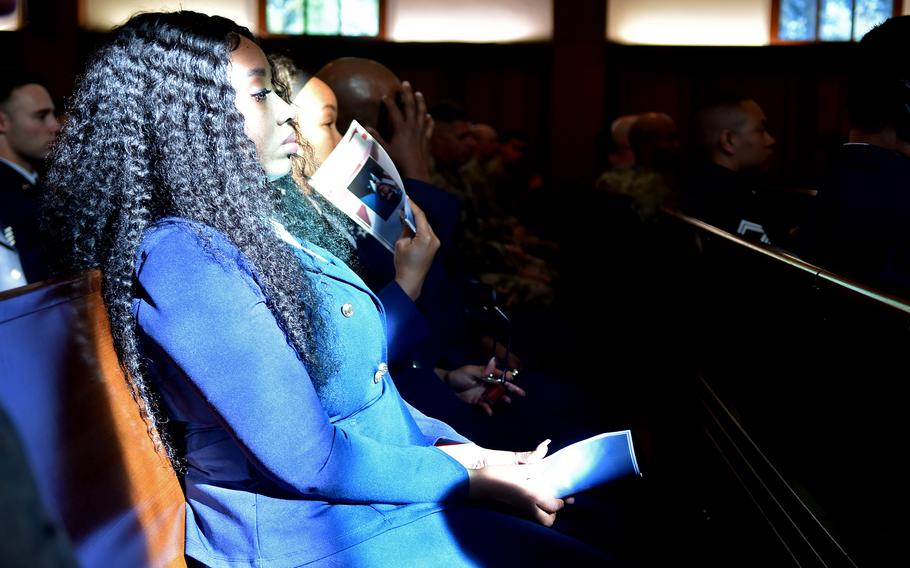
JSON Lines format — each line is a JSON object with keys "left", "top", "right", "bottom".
{"left": 309, "top": 120, "right": 416, "bottom": 252}
{"left": 535, "top": 430, "right": 640, "bottom": 498}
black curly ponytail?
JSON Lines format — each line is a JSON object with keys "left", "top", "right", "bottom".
{"left": 44, "top": 11, "right": 335, "bottom": 465}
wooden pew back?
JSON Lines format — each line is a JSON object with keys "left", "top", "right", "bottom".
{"left": 0, "top": 271, "right": 185, "bottom": 567}
{"left": 659, "top": 209, "right": 910, "bottom": 567}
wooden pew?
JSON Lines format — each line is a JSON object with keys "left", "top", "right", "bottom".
{"left": 0, "top": 271, "right": 185, "bottom": 567}
{"left": 659, "top": 209, "right": 910, "bottom": 567}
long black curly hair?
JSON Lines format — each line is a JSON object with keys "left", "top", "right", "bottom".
{"left": 44, "top": 11, "right": 334, "bottom": 465}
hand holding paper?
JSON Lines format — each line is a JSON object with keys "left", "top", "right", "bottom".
{"left": 468, "top": 461, "right": 567, "bottom": 527}
{"left": 309, "top": 120, "right": 417, "bottom": 252}
{"left": 460, "top": 431, "right": 639, "bottom": 525}
{"left": 533, "top": 430, "right": 641, "bottom": 498}
{"left": 393, "top": 199, "right": 439, "bottom": 301}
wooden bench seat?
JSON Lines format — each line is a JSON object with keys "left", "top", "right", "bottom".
{"left": 0, "top": 271, "right": 186, "bottom": 567}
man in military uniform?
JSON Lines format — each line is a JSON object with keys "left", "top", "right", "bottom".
{"left": 0, "top": 74, "right": 60, "bottom": 289}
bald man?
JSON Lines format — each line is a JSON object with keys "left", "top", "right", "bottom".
{"left": 316, "top": 57, "right": 399, "bottom": 139}
{"left": 316, "top": 57, "right": 464, "bottom": 242}
{"left": 629, "top": 113, "right": 679, "bottom": 172}
{"left": 596, "top": 112, "right": 678, "bottom": 221}
{"left": 314, "top": 59, "right": 591, "bottom": 450}
{"left": 682, "top": 98, "right": 777, "bottom": 244}
{"left": 316, "top": 57, "right": 483, "bottom": 415}
{"left": 609, "top": 114, "right": 639, "bottom": 170}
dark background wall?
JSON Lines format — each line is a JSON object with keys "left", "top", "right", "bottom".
{"left": 605, "top": 42, "right": 856, "bottom": 190}
{"left": 263, "top": 35, "right": 553, "bottom": 162}
{"left": 2, "top": 10, "right": 860, "bottom": 193}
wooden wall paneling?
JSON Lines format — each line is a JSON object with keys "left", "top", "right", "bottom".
{"left": 551, "top": 0, "right": 606, "bottom": 190}
{"left": 4, "top": 21, "right": 868, "bottom": 197}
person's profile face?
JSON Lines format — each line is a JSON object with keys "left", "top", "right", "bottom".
{"left": 500, "top": 138, "right": 527, "bottom": 164}
{"left": 293, "top": 77, "right": 343, "bottom": 172}
{"left": 0, "top": 84, "right": 60, "bottom": 165}
{"left": 471, "top": 125, "right": 500, "bottom": 161}
{"left": 735, "top": 100, "right": 775, "bottom": 170}
{"left": 432, "top": 120, "right": 475, "bottom": 165}
{"left": 228, "top": 36, "right": 297, "bottom": 179}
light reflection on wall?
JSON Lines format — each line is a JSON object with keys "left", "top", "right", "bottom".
{"left": 82, "top": 0, "right": 258, "bottom": 32}
{"left": 387, "top": 0, "right": 552, "bottom": 42}
{"left": 0, "top": 0, "right": 21, "bottom": 31}
{"left": 74, "top": 0, "right": 910, "bottom": 45}
{"left": 608, "top": 0, "right": 771, "bottom": 46}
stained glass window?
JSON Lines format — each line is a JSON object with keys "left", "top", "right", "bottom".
{"left": 854, "top": 0, "right": 894, "bottom": 38}
{"left": 779, "top": 0, "right": 818, "bottom": 40}
{"left": 819, "top": 0, "right": 854, "bottom": 41}
{"left": 776, "top": 0, "right": 895, "bottom": 42}
{"left": 265, "top": 0, "right": 380, "bottom": 36}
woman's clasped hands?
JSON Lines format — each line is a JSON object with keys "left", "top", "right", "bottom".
{"left": 439, "top": 439, "right": 572, "bottom": 527}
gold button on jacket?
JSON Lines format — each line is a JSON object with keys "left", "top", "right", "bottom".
{"left": 341, "top": 303, "right": 354, "bottom": 318}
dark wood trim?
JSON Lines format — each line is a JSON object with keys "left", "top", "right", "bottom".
{"left": 662, "top": 208, "right": 910, "bottom": 314}
{"left": 13, "top": 0, "right": 24, "bottom": 29}
{"left": 16, "top": 0, "right": 27, "bottom": 28}
{"left": 697, "top": 373, "right": 862, "bottom": 568}
{"left": 770, "top": 0, "right": 782, "bottom": 43}
{"left": 551, "top": 0, "right": 606, "bottom": 190}
{"left": 257, "top": 0, "right": 267, "bottom": 35}
{"left": 378, "top": 0, "right": 387, "bottom": 39}
{"left": 849, "top": 0, "right": 856, "bottom": 42}
{"left": 814, "top": 0, "right": 822, "bottom": 40}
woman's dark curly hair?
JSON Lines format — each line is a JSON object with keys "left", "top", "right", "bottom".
{"left": 44, "top": 11, "right": 334, "bottom": 465}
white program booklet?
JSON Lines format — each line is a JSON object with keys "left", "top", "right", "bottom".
{"left": 308, "top": 119, "right": 416, "bottom": 252}
{"left": 535, "top": 430, "right": 641, "bottom": 498}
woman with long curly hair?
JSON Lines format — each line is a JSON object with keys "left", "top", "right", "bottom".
{"left": 45, "top": 11, "right": 611, "bottom": 567}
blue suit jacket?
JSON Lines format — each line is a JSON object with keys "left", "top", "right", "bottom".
{"left": 352, "top": 178, "right": 469, "bottom": 369}
{"left": 132, "top": 218, "right": 469, "bottom": 567}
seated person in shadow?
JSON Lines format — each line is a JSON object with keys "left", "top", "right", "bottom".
{"left": 44, "top": 11, "right": 618, "bottom": 567}
{"left": 273, "top": 55, "right": 538, "bottom": 435}
{"left": 315, "top": 57, "right": 461, "bottom": 262}
{"left": 801, "top": 16, "right": 910, "bottom": 298}
{"left": 605, "top": 114, "right": 639, "bottom": 171}
{"left": 596, "top": 112, "right": 679, "bottom": 223}
{"left": 277, "top": 55, "right": 613, "bottom": 461}
{"left": 682, "top": 96, "right": 780, "bottom": 245}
